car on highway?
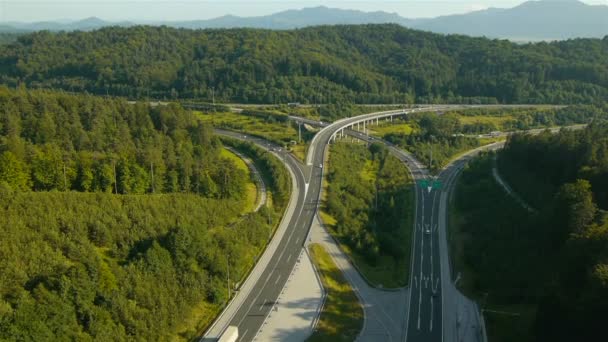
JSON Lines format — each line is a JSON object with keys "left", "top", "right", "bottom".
{"left": 425, "top": 227, "right": 431, "bottom": 235}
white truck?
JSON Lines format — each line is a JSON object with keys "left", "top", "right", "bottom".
{"left": 218, "top": 326, "right": 239, "bottom": 342}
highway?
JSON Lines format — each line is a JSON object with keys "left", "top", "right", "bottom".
{"left": 203, "top": 130, "right": 320, "bottom": 342}
{"left": 304, "top": 107, "right": 511, "bottom": 342}
{"left": 207, "top": 106, "right": 571, "bottom": 342}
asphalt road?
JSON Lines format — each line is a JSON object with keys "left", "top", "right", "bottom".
{"left": 209, "top": 106, "right": 571, "bottom": 342}
{"left": 304, "top": 108, "right": 501, "bottom": 342}
{"left": 208, "top": 130, "right": 322, "bottom": 342}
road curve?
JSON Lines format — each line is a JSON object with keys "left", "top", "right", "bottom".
{"left": 202, "top": 130, "right": 309, "bottom": 342}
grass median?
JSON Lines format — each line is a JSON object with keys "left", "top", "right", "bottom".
{"left": 307, "top": 243, "right": 363, "bottom": 342}
{"left": 320, "top": 142, "right": 414, "bottom": 288}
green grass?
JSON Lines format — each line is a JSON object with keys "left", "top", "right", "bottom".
{"left": 173, "top": 301, "right": 221, "bottom": 342}
{"left": 220, "top": 148, "right": 258, "bottom": 214}
{"left": 320, "top": 144, "right": 414, "bottom": 288}
{"left": 196, "top": 110, "right": 298, "bottom": 144}
{"left": 368, "top": 121, "right": 415, "bottom": 137}
{"left": 456, "top": 114, "right": 516, "bottom": 126}
{"left": 197, "top": 110, "right": 313, "bottom": 162}
{"left": 307, "top": 243, "right": 363, "bottom": 342}
{"left": 359, "top": 159, "right": 376, "bottom": 182}
{"left": 290, "top": 143, "right": 308, "bottom": 163}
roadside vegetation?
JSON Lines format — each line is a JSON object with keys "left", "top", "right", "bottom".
{"left": 322, "top": 141, "right": 414, "bottom": 288}
{"left": 450, "top": 121, "right": 608, "bottom": 342}
{"left": 220, "top": 148, "right": 258, "bottom": 214}
{"left": 0, "top": 87, "right": 291, "bottom": 341}
{"left": 449, "top": 154, "right": 538, "bottom": 342}
{"left": 377, "top": 105, "right": 606, "bottom": 171}
{"left": 307, "top": 243, "right": 363, "bottom": 342}
{"left": 196, "top": 109, "right": 314, "bottom": 162}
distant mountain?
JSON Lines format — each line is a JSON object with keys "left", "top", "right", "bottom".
{"left": 165, "top": 6, "right": 413, "bottom": 29}
{"left": 3, "top": 17, "right": 134, "bottom": 32}
{"left": 415, "top": 0, "right": 608, "bottom": 41}
{"left": 1, "top": 1, "right": 606, "bottom": 40}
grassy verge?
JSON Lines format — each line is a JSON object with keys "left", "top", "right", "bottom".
{"left": 196, "top": 110, "right": 298, "bottom": 144}
{"left": 320, "top": 142, "right": 414, "bottom": 288}
{"left": 174, "top": 302, "right": 221, "bottom": 341}
{"left": 368, "top": 121, "right": 415, "bottom": 136}
{"left": 220, "top": 148, "right": 258, "bottom": 214}
{"left": 196, "top": 110, "right": 312, "bottom": 162}
{"left": 448, "top": 154, "right": 536, "bottom": 342}
{"left": 290, "top": 143, "right": 308, "bottom": 162}
{"left": 307, "top": 243, "right": 363, "bottom": 342}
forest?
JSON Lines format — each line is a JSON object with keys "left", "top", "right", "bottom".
{"left": 324, "top": 142, "right": 414, "bottom": 287}
{"left": 452, "top": 124, "right": 608, "bottom": 341}
{"left": 383, "top": 104, "right": 608, "bottom": 170}
{"left": 0, "top": 24, "right": 607, "bottom": 104}
{"left": 0, "top": 87, "right": 290, "bottom": 340}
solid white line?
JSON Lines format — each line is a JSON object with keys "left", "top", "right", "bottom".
{"left": 240, "top": 329, "right": 249, "bottom": 341}
{"left": 418, "top": 219, "right": 424, "bottom": 330}
{"left": 430, "top": 298, "right": 434, "bottom": 332}
{"left": 430, "top": 223, "right": 434, "bottom": 279}
{"left": 404, "top": 184, "right": 422, "bottom": 341}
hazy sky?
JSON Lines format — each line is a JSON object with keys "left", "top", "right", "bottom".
{"left": 1, "top": 0, "right": 606, "bottom": 22}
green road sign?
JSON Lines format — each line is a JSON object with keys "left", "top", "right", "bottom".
{"left": 418, "top": 180, "right": 429, "bottom": 187}
{"left": 432, "top": 181, "right": 442, "bottom": 189}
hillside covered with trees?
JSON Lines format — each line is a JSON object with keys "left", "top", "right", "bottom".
{"left": 0, "top": 25, "right": 607, "bottom": 104}
{"left": 324, "top": 142, "right": 414, "bottom": 287}
{"left": 451, "top": 124, "right": 608, "bottom": 341}
{"left": 383, "top": 105, "right": 608, "bottom": 170}
{"left": 0, "top": 87, "right": 290, "bottom": 340}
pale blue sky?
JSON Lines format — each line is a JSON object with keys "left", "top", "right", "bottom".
{"left": 1, "top": 0, "right": 606, "bottom": 22}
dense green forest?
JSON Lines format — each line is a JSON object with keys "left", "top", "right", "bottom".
{"left": 0, "top": 86, "right": 247, "bottom": 196}
{"left": 0, "top": 33, "right": 22, "bottom": 46}
{"left": 1, "top": 25, "right": 607, "bottom": 104}
{"left": 383, "top": 105, "right": 608, "bottom": 170}
{"left": 452, "top": 124, "right": 608, "bottom": 341}
{"left": 324, "top": 142, "right": 413, "bottom": 287}
{"left": 0, "top": 87, "right": 291, "bottom": 340}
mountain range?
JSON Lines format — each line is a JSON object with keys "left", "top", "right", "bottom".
{"left": 1, "top": 0, "right": 607, "bottom": 41}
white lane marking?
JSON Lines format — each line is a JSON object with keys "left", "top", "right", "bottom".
{"left": 404, "top": 184, "right": 423, "bottom": 340}
{"left": 414, "top": 276, "right": 418, "bottom": 288}
{"left": 430, "top": 190, "right": 439, "bottom": 280}
{"left": 259, "top": 299, "right": 265, "bottom": 311}
{"left": 286, "top": 233, "right": 293, "bottom": 245}
{"left": 433, "top": 277, "right": 440, "bottom": 293}
{"left": 295, "top": 237, "right": 300, "bottom": 244}
{"left": 239, "top": 329, "right": 249, "bottom": 341}
{"left": 418, "top": 220, "right": 424, "bottom": 330}
{"left": 274, "top": 274, "right": 281, "bottom": 285}
{"left": 430, "top": 297, "right": 434, "bottom": 332}
{"left": 286, "top": 254, "right": 292, "bottom": 263}
{"left": 430, "top": 222, "right": 434, "bottom": 279}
